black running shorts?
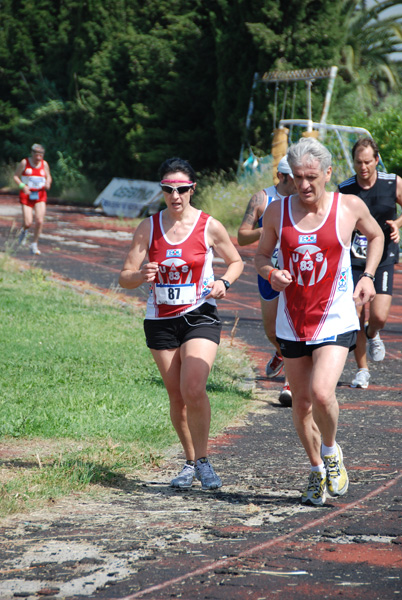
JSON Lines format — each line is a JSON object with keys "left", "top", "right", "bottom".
{"left": 352, "top": 263, "right": 394, "bottom": 296}
{"left": 144, "top": 302, "right": 222, "bottom": 350}
{"left": 277, "top": 330, "right": 357, "bottom": 359}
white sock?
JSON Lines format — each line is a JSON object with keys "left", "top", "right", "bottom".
{"left": 311, "top": 463, "right": 326, "bottom": 476}
{"left": 322, "top": 443, "right": 337, "bottom": 457}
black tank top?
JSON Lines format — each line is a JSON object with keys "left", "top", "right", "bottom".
{"left": 338, "top": 172, "right": 398, "bottom": 266}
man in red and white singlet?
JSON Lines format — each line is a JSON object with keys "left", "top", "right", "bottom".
{"left": 276, "top": 191, "right": 359, "bottom": 342}
{"left": 256, "top": 138, "right": 384, "bottom": 507}
{"left": 14, "top": 143, "right": 52, "bottom": 255}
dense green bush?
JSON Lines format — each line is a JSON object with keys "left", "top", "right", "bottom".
{"left": 0, "top": 0, "right": 350, "bottom": 196}
{"left": 348, "top": 103, "right": 402, "bottom": 177}
{"left": 1, "top": 1, "right": 401, "bottom": 202}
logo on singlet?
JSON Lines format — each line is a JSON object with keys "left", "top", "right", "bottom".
{"left": 298, "top": 234, "right": 317, "bottom": 244}
{"left": 158, "top": 258, "right": 193, "bottom": 285}
{"left": 338, "top": 268, "right": 348, "bottom": 292}
{"left": 166, "top": 249, "right": 182, "bottom": 257}
{"left": 290, "top": 244, "right": 327, "bottom": 287}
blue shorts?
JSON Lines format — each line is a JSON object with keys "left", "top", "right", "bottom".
{"left": 258, "top": 274, "right": 279, "bottom": 302}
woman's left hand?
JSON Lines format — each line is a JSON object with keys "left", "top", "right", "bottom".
{"left": 204, "top": 279, "right": 227, "bottom": 299}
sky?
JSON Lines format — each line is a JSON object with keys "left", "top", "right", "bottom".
{"left": 366, "top": 0, "right": 402, "bottom": 15}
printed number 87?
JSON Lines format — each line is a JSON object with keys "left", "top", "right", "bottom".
{"left": 168, "top": 288, "right": 180, "bottom": 300}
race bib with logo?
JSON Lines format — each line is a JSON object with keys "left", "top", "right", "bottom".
{"left": 28, "top": 175, "right": 46, "bottom": 190}
{"left": 351, "top": 232, "right": 367, "bottom": 260}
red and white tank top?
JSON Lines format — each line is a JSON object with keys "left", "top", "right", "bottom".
{"left": 20, "top": 158, "right": 47, "bottom": 191}
{"left": 276, "top": 192, "right": 359, "bottom": 341}
{"left": 145, "top": 210, "right": 216, "bottom": 319}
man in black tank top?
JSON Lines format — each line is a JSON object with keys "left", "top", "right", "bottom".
{"left": 338, "top": 138, "right": 402, "bottom": 389}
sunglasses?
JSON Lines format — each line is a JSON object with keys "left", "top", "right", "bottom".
{"left": 160, "top": 183, "right": 194, "bottom": 195}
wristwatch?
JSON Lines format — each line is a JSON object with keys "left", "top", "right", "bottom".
{"left": 217, "top": 278, "right": 230, "bottom": 290}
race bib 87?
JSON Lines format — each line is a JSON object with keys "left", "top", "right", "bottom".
{"left": 155, "top": 283, "right": 196, "bottom": 305}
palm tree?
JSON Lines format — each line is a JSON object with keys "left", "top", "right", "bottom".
{"left": 339, "top": 0, "right": 402, "bottom": 106}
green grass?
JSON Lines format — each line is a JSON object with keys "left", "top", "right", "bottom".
{"left": 0, "top": 257, "right": 253, "bottom": 517}
{"left": 196, "top": 167, "right": 275, "bottom": 235}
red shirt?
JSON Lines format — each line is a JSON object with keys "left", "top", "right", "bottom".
{"left": 276, "top": 193, "right": 358, "bottom": 341}
{"left": 146, "top": 210, "right": 215, "bottom": 319}
{"left": 20, "top": 158, "right": 47, "bottom": 203}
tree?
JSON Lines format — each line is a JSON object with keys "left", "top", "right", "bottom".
{"left": 0, "top": 0, "right": 360, "bottom": 192}
{"left": 242, "top": 0, "right": 347, "bottom": 155}
{"left": 348, "top": 100, "right": 402, "bottom": 176}
{"left": 337, "top": 0, "right": 402, "bottom": 109}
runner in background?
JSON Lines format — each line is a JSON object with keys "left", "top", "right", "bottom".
{"left": 238, "top": 156, "right": 296, "bottom": 406}
{"left": 13, "top": 143, "right": 52, "bottom": 255}
{"left": 255, "top": 137, "right": 384, "bottom": 506}
{"left": 338, "top": 138, "right": 402, "bottom": 389}
{"left": 119, "top": 157, "right": 243, "bottom": 491}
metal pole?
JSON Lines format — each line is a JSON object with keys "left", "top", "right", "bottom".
{"left": 319, "top": 66, "right": 338, "bottom": 140}
{"left": 273, "top": 81, "right": 279, "bottom": 130}
{"left": 306, "top": 80, "right": 312, "bottom": 124}
{"left": 289, "top": 82, "right": 297, "bottom": 142}
{"left": 280, "top": 82, "right": 288, "bottom": 121}
{"left": 238, "top": 72, "right": 259, "bottom": 173}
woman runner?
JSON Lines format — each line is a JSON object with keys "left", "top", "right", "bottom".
{"left": 119, "top": 157, "right": 243, "bottom": 490}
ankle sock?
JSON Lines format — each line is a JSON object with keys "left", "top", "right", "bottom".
{"left": 322, "top": 443, "right": 337, "bottom": 457}
{"left": 311, "top": 463, "right": 326, "bottom": 476}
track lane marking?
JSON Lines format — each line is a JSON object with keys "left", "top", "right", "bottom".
{"left": 115, "top": 472, "right": 402, "bottom": 599}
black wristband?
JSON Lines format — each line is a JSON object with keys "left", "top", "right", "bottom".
{"left": 217, "top": 278, "right": 230, "bottom": 290}
{"left": 362, "top": 272, "right": 375, "bottom": 281}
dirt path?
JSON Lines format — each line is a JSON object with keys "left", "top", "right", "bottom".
{"left": 0, "top": 196, "right": 401, "bottom": 600}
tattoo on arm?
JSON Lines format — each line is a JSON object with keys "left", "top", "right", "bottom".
{"left": 241, "top": 191, "right": 266, "bottom": 227}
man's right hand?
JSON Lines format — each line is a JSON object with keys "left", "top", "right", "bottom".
{"left": 353, "top": 277, "right": 376, "bottom": 306}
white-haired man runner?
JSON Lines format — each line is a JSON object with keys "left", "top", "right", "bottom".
{"left": 255, "top": 137, "right": 384, "bottom": 506}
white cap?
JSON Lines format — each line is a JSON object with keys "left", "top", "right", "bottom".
{"left": 277, "top": 156, "right": 293, "bottom": 177}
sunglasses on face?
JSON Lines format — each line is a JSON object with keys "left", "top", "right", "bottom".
{"left": 159, "top": 183, "right": 194, "bottom": 195}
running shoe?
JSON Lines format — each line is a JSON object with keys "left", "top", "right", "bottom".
{"left": 170, "top": 463, "right": 195, "bottom": 489}
{"left": 195, "top": 457, "right": 222, "bottom": 490}
{"left": 278, "top": 383, "right": 292, "bottom": 407}
{"left": 350, "top": 368, "right": 370, "bottom": 389}
{"left": 366, "top": 327, "right": 385, "bottom": 362}
{"left": 322, "top": 443, "right": 349, "bottom": 497}
{"left": 265, "top": 352, "right": 284, "bottom": 378}
{"left": 18, "top": 228, "right": 28, "bottom": 245}
{"left": 30, "top": 242, "right": 41, "bottom": 255}
{"left": 301, "top": 471, "right": 327, "bottom": 506}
